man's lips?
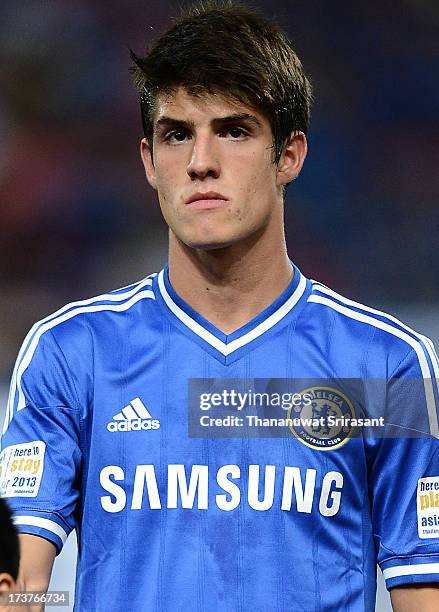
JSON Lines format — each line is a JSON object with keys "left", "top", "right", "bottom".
{"left": 185, "top": 192, "right": 229, "bottom": 209}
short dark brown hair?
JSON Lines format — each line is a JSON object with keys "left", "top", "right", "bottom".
{"left": 129, "top": 0, "right": 312, "bottom": 163}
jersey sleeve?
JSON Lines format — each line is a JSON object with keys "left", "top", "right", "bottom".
{"left": 0, "top": 324, "right": 82, "bottom": 554}
{"left": 369, "top": 336, "right": 439, "bottom": 590}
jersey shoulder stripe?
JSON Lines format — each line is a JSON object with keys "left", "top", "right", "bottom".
{"left": 3, "top": 274, "right": 157, "bottom": 433}
{"left": 307, "top": 284, "right": 438, "bottom": 436}
{"left": 310, "top": 280, "right": 439, "bottom": 380}
{"left": 311, "top": 280, "right": 436, "bottom": 353}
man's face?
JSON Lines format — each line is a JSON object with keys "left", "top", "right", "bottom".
{"left": 141, "top": 87, "right": 292, "bottom": 250}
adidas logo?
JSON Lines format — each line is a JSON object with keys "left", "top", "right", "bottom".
{"left": 107, "top": 397, "right": 160, "bottom": 432}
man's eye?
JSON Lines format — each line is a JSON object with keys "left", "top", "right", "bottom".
{"left": 166, "top": 129, "right": 188, "bottom": 143}
{"left": 227, "top": 127, "right": 246, "bottom": 138}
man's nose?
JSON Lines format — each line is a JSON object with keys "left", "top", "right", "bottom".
{"left": 186, "top": 135, "right": 220, "bottom": 180}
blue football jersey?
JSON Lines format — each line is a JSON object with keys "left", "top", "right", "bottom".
{"left": 1, "top": 262, "right": 439, "bottom": 611}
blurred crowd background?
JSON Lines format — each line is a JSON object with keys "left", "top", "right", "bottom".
{"left": 1, "top": 2, "right": 437, "bottom": 609}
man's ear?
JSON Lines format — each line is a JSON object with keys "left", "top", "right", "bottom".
{"left": 276, "top": 131, "right": 308, "bottom": 186}
{"left": 0, "top": 572, "right": 15, "bottom": 592}
{"left": 140, "top": 138, "right": 157, "bottom": 190}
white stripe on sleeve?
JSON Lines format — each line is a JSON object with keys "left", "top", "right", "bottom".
{"left": 383, "top": 563, "right": 439, "bottom": 580}
{"left": 13, "top": 515, "right": 68, "bottom": 543}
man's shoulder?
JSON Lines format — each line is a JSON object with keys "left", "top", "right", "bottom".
{"left": 31, "top": 272, "right": 159, "bottom": 346}
{"left": 307, "top": 277, "right": 436, "bottom": 371}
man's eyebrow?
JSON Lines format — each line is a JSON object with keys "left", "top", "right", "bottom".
{"left": 154, "top": 113, "right": 262, "bottom": 132}
{"left": 155, "top": 117, "right": 194, "bottom": 131}
{"left": 213, "top": 113, "right": 262, "bottom": 128}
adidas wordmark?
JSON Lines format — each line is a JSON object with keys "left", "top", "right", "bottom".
{"left": 107, "top": 397, "right": 160, "bottom": 432}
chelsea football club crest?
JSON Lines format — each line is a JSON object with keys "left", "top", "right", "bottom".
{"left": 287, "top": 386, "right": 356, "bottom": 451}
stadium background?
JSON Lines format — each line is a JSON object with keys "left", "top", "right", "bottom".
{"left": 0, "top": 1, "right": 438, "bottom": 610}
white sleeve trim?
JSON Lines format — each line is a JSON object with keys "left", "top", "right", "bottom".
{"left": 383, "top": 562, "right": 439, "bottom": 580}
{"left": 13, "top": 515, "right": 68, "bottom": 544}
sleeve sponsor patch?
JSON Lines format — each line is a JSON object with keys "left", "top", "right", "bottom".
{"left": 0, "top": 441, "right": 46, "bottom": 497}
{"left": 417, "top": 476, "right": 439, "bottom": 539}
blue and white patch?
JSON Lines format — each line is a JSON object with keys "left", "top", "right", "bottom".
{"left": 0, "top": 441, "right": 45, "bottom": 497}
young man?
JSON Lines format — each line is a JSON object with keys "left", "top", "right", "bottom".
{"left": 1, "top": 2, "right": 438, "bottom": 611}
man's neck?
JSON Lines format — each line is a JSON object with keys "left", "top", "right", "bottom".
{"left": 168, "top": 231, "right": 293, "bottom": 335}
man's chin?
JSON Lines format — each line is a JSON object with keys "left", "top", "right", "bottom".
{"left": 186, "top": 239, "right": 237, "bottom": 251}
{"left": 171, "top": 225, "right": 261, "bottom": 252}
{"left": 178, "top": 230, "right": 242, "bottom": 251}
